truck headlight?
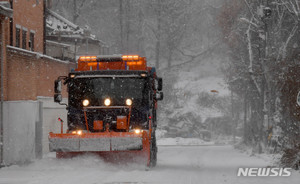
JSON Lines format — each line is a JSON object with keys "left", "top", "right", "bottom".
{"left": 104, "top": 98, "right": 111, "bottom": 106}
{"left": 71, "top": 130, "right": 83, "bottom": 135}
{"left": 134, "top": 129, "right": 142, "bottom": 134}
{"left": 126, "top": 99, "right": 132, "bottom": 106}
{"left": 77, "top": 130, "right": 83, "bottom": 135}
{"left": 82, "top": 99, "right": 90, "bottom": 106}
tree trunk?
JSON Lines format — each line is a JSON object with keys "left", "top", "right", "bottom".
{"left": 73, "top": 0, "right": 79, "bottom": 24}
{"left": 244, "top": 87, "right": 248, "bottom": 144}
{"left": 119, "top": 0, "right": 124, "bottom": 53}
{"left": 155, "top": 0, "right": 161, "bottom": 70}
{"left": 125, "top": 0, "right": 131, "bottom": 54}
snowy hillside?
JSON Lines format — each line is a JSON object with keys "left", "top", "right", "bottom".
{"left": 158, "top": 54, "right": 231, "bottom": 138}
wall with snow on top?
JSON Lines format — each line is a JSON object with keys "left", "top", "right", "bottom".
{"left": 38, "top": 97, "right": 68, "bottom": 154}
{"left": 1, "top": 99, "right": 68, "bottom": 165}
{"left": 3, "top": 101, "right": 40, "bottom": 165}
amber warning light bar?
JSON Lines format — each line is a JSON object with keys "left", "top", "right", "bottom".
{"left": 79, "top": 55, "right": 140, "bottom": 62}
{"left": 76, "top": 55, "right": 147, "bottom": 71}
{"left": 79, "top": 55, "right": 122, "bottom": 62}
{"left": 122, "top": 55, "right": 139, "bottom": 61}
{"left": 78, "top": 56, "right": 97, "bottom": 62}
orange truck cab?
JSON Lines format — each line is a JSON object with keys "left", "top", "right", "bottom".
{"left": 49, "top": 55, "right": 163, "bottom": 167}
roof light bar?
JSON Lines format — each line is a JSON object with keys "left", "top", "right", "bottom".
{"left": 79, "top": 56, "right": 97, "bottom": 62}
{"left": 79, "top": 55, "right": 141, "bottom": 62}
{"left": 79, "top": 55, "right": 123, "bottom": 62}
{"left": 76, "top": 55, "right": 146, "bottom": 71}
{"left": 122, "top": 55, "right": 139, "bottom": 61}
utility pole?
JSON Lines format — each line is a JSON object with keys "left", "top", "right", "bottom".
{"left": 84, "top": 26, "right": 91, "bottom": 55}
{"left": 231, "top": 90, "right": 236, "bottom": 143}
{"left": 244, "top": 85, "right": 247, "bottom": 144}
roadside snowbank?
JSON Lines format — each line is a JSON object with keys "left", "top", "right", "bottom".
{"left": 157, "top": 137, "right": 214, "bottom": 146}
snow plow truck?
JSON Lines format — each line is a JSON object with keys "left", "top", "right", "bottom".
{"left": 49, "top": 55, "right": 163, "bottom": 167}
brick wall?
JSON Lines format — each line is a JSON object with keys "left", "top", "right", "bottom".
{"left": 12, "top": 0, "right": 44, "bottom": 53}
{"left": 6, "top": 46, "right": 76, "bottom": 101}
{"left": 1, "top": 16, "right": 10, "bottom": 100}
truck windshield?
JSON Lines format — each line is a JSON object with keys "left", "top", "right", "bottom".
{"left": 68, "top": 77, "right": 148, "bottom": 107}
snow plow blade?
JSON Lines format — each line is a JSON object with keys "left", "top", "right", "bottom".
{"left": 49, "top": 131, "right": 149, "bottom": 152}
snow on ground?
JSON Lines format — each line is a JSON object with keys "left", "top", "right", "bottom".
{"left": 0, "top": 139, "right": 299, "bottom": 184}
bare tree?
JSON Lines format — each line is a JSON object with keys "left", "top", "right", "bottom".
{"left": 220, "top": 0, "right": 300, "bottom": 153}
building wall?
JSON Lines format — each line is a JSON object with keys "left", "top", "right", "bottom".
{"left": 12, "top": 0, "right": 44, "bottom": 53}
{"left": 6, "top": 46, "right": 75, "bottom": 101}
{"left": 0, "top": 1, "right": 78, "bottom": 163}
{"left": 0, "top": 15, "right": 10, "bottom": 101}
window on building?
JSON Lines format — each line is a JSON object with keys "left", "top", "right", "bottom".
{"left": 9, "top": 18, "right": 13, "bottom": 46}
{"left": 29, "top": 32, "right": 34, "bottom": 51}
{"left": 15, "top": 28, "right": 20, "bottom": 47}
{"left": 22, "top": 30, "right": 27, "bottom": 49}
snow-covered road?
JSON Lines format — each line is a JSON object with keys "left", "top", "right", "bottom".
{"left": 0, "top": 145, "right": 299, "bottom": 184}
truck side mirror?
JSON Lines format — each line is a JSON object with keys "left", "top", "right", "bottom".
{"left": 157, "top": 78, "right": 163, "bottom": 91}
{"left": 156, "top": 92, "right": 164, "bottom": 101}
{"left": 53, "top": 77, "right": 68, "bottom": 107}
{"left": 297, "top": 91, "right": 300, "bottom": 106}
{"left": 54, "top": 80, "right": 62, "bottom": 93}
{"left": 54, "top": 94, "right": 62, "bottom": 103}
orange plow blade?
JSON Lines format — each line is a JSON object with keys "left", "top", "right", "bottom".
{"left": 49, "top": 131, "right": 150, "bottom": 165}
